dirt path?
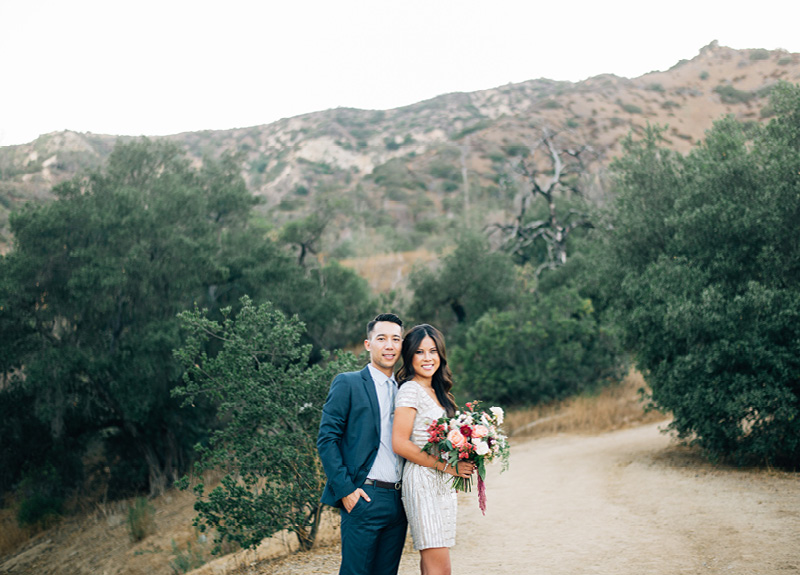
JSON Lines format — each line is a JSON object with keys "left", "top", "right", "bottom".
{"left": 263, "top": 422, "right": 800, "bottom": 575}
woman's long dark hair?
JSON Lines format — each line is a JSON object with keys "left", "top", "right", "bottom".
{"left": 397, "top": 324, "right": 456, "bottom": 417}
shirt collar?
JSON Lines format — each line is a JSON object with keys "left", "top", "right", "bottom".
{"left": 367, "top": 363, "right": 396, "bottom": 386}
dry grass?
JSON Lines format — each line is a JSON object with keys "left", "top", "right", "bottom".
{"left": 339, "top": 249, "right": 437, "bottom": 294}
{"left": 0, "top": 508, "right": 33, "bottom": 558}
{"left": 505, "top": 370, "right": 668, "bottom": 440}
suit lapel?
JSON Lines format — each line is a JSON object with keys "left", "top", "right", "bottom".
{"left": 361, "top": 366, "right": 381, "bottom": 436}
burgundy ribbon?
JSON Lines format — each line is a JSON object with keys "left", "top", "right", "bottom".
{"left": 477, "top": 474, "right": 487, "bottom": 515}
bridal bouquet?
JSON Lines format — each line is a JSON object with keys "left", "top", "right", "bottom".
{"left": 422, "top": 401, "right": 510, "bottom": 514}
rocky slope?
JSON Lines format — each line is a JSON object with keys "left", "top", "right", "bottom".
{"left": 1, "top": 41, "right": 797, "bottom": 253}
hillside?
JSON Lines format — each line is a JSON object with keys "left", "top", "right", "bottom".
{"left": 1, "top": 41, "right": 798, "bottom": 255}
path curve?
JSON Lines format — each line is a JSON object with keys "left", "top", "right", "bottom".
{"left": 265, "top": 422, "right": 800, "bottom": 575}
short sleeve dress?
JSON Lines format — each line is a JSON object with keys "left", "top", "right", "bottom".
{"left": 395, "top": 380, "right": 457, "bottom": 550}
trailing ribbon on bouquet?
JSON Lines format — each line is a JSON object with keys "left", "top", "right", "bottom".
{"left": 477, "top": 474, "right": 487, "bottom": 515}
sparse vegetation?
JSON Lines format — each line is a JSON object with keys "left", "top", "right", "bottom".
{"left": 384, "top": 136, "right": 400, "bottom": 150}
{"left": 617, "top": 101, "right": 643, "bottom": 114}
{"left": 169, "top": 539, "right": 206, "bottom": 574}
{"left": 451, "top": 119, "right": 491, "bottom": 140}
{"left": 0, "top": 509, "right": 31, "bottom": 557}
{"left": 749, "top": 49, "right": 770, "bottom": 61}
{"left": 127, "top": 498, "right": 156, "bottom": 542}
{"left": 541, "top": 99, "right": 563, "bottom": 109}
{"left": 713, "top": 84, "right": 754, "bottom": 104}
{"left": 503, "top": 142, "right": 530, "bottom": 157}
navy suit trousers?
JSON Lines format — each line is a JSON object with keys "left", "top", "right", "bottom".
{"left": 339, "top": 483, "right": 407, "bottom": 575}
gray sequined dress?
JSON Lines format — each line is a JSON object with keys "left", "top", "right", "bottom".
{"left": 395, "top": 380, "right": 457, "bottom": 550}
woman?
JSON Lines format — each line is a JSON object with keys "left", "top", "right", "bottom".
{"left": 392, "top": 324, "right": 474, "bottom": 575}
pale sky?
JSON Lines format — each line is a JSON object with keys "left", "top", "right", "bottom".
{"left": 1, "top": 0, "right": 798, "bottom": 147}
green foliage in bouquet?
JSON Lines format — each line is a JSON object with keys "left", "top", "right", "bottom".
{"left": 173, "top": 297, "right": 359, "bottom": 552}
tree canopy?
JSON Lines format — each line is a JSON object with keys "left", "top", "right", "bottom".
{"left": 0, "top": 139, "right": 376, "bottom": 519}
{"left": 606, "top": 82, "right": 800, "bottom": 466}
{"left": 173, "top": 298, "right": 359, "bottom": 552}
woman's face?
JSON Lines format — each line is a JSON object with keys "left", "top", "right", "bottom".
{"left": 412, "top": 335, "right": 440, "bottom": 384}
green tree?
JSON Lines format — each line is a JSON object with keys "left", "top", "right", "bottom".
{"left": 280, "top": 212, "right": 327, "bottom": 266}
{"left": 0, "top": 136, "right": 381, "bottom": 506}
{"left": 0, "top": 139, "right": 262, "bottom": 498}
{"left": 173, "top": 297, "right": 359, "bottom": 552}
{"left": 407, "top": 232, "right": 519, "bottom": 342}
{"left": 606, "top": 82, "right": 800, "bottom": 466}
{"left": 452, "top": 289, "right": 622, "bottom": 405}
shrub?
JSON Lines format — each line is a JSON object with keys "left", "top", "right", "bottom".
{"left": 173, "top": 299, "right": 360, "bottom": 552}
{"left": 618, "top": 101, "right": 643, "bottom": 114}
{"left": 503, "top": 143, "right": 529, "bottom": 158}
{"left": 15, "top": 463, "right": 66, "bottom": 527}
{"left": 250, "top": 157, "right": 268, "bottom": 174}
{"left": 428, "top": 160, "right": 460, "bottom": 181}
{"left": 749, "top": 49, "right": 770, "bottom": 60}
{"left": 451, "top": 119, "right": 491, "bottom": 140}
{"left": 17, "top": 494, "right": 63, "bottom": 527}
{"left": 170, "top": 539, "right": 206, "bottom": 574}
{"left": 486, "top": 149, "right": 507, "bottom": 163}
{"left": 126, "top": 497, "right": 156, "bottom": 542}
{"left": 542, "top": 99, "right": 563, "bottom": 109}
{"left": 453, "top": 289, "right": 622, "bottom": 406}
{"left": 713, "top": 84, "right": 754, "bottom": 104}
{"left": 371, "top": 158, "right": 426, "bottom": 190}
{"left": 441, "top": 180, "right": 459, "bottom": 193}
{"left": 699, "top": 71, "right": 710, "bottom": 80}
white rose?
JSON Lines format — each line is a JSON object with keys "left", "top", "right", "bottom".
{"left": 474, "top": 440, "right": 490, "bottom": 456}
{"left": 490, "top": 406, "right": 504, "bottom": 425}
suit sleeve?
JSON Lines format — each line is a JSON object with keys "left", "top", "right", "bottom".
{"left": 317, "top": 373, "right": 356, "bottom": 503}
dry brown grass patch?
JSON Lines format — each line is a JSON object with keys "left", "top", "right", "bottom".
{"left": 505, "top": 370, "right": 668, "bottom": 440}
{"left": 0, "top": 507, "right": 33, "bottom": 558}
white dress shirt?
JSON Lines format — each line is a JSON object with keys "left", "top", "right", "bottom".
{"left": 366, "top": 363, "right": 402, "bottom": 483}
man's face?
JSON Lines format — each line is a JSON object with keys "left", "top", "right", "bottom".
{"left": 364, "top": 321, "right": 403, "bottom": 376}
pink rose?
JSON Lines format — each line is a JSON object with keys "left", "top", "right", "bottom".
{"left": 447, "top": 429, "right": 466, "bottom": 448}
{"left": 472, "top": 424, "right": 489, "bottom": 438}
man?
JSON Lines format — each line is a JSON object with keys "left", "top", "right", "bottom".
{"left": 318, "top": 313, "right": 407, "bottom": 575}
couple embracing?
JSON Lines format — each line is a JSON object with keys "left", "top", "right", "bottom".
{"left": 317, "top": 313, "right": 475, "bottom": 575}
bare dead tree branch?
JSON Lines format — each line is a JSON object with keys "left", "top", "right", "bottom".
{"left": 489, "top": 128, "right": 598, "bottom": 274}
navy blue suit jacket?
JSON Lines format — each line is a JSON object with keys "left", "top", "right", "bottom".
{"left": 317, "top": 365, "right": 382, "bottom": 508}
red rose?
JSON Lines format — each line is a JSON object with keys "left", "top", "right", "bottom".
{"left": 460, "top": 425, "right": 473, "bottom": 437}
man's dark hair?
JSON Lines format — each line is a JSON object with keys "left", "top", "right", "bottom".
{"left": 366, "top": 313, "right": 403, "bottom": 339}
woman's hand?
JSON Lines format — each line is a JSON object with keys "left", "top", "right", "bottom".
{"left": 448, "top": 460, "right": 475, "bottom": 478}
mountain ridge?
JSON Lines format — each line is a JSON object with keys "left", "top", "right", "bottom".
{"left": 1, "top": 41, "right": 797, "bottom": 254}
